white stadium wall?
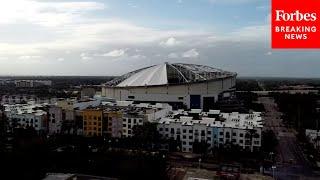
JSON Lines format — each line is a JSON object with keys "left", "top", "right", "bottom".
{"left": 102, "top": 76, "right": 236, "bottom": 109}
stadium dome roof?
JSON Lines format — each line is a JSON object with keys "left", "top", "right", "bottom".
{"left": 106, "top": 62, "right": 236, "bottom": 87}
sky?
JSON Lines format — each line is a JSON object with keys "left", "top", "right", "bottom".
{"left": 0, "top": 0, "right": 319, "bottom": 77}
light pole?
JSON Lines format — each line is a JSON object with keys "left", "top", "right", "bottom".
{"left": 272, "top": 165, "right": 276, "bottom": 179}
{"left": 198, "top": 158, "right": 202, "bottom": 169}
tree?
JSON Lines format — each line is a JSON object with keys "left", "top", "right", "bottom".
{"left": 262, "top": 130, "right": 278, "bottom": 152}
{"left": 132, "top": 122, "right": 160, "bottom": 146}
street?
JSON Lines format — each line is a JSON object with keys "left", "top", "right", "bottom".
{"left": 259, "top": 96, "right": 320, "bottom": 179}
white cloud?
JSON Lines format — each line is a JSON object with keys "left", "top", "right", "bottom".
{"left": 168, "top": 53, "right": 179, "bottom": 59}
{"left": 130, "top": 54, "right": 146, "bottom": 59}
{"left": 160, "top": 37, "right": 180, "bottom": 47}
{"left": 182, "top": 49, "right": 199, "bottom": 58}
{"left": 0, "top": 0, "right": 106, "bottom": 26}
{"left": 265, "top": 51, "right": 272, "bottom": 56}
{"left": 80, "top": 53, "right": 92, "bottom": 61}
{"left": 18, "top": 55, "right": 41, "bottom": 60}
{"left": 98, "top": 49, "right": 127, "bottom": 57}
{"left": 57, "top": 57, "right": 65, "bottom": 61}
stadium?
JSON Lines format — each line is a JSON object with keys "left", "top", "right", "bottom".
{"left": 101, "top": 62, "right": 237, "bottom": 110}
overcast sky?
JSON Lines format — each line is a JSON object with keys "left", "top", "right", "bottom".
{"left": 0, "top": 0, "right": 319, "bottom": 77}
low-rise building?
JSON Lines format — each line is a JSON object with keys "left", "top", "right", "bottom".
{"left": 4, "top": 104, "right": 48, "bottom": 132}
{"left": 82, "top": 109, "right": 103, "bottom": 136}
{"left": 157, "top": 109, "right": 263, "bottom": 152}
{"left": 57, "top": 98, "right": 101, "bottom": 111}
{"left": 306, "top": 129, "right": 320, "bottom": 151}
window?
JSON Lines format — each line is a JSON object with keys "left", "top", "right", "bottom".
{"left": 170, "top": 128, "right": 174, "bottom": 133}
{"left": 201, "top": 130, "right": 206, "bottom": 136}
{"left": 189, "top": 142, "right": 193, "bottom": 145}
{"left": 226, "top": 132, "right": 230, "bottom": 138}
{"left": 219, "top": 132, "right": 223, "bottom": 135}
{"left": 98, "top": 117, "right": 101, "bottom": 121}
{"left": 219, "top": 138, "right": 223, "bottom": 142}
{"left": 94, "top": 122, "right": 97, "bottom": 125}
{"left": 239, "top": 140, "right": 243, "bottom": 143}
{"left": 254, "top": 141, "right": 260, "bottom": 145}
{"left": 123, "top": 124, "right": 126, "bottom": 127}
{"left": 128, "top": 130, "right": 132, "bottom": 134}
{"left": 165, "top": 128, "right": 169, "bottom": 131}
{"left": 207, "top": 131, "right": 211, "bottom": 135}
{"left": 183, "top": 129, "right": 186, "bottom": 133}
{"left": 239, "top": 133, "right": 244, "bottom": 137}
{"left": 182, "top": 141, "right": 186, "bottom": 145}
{"left": 159, "top": 128, "right": 163, "bottom": 131}
{"left": 189, "top": 136, "right": 193, "bottom": 139}
{"left": 84, "top": 121, "right": 87, "bottom": 125}
{"left": 94, "top": 116, "right": 97, "bottom": 120}
{"left": 183, "top": 135, "right": 186, "bottom": 139}
{"left": 128, "top": 96, "right": 135, "bottom": 99}
{"left": 207, "top": 137, "right": 211, "bottom": 141}
{"left": 232, "top": 132, "right": 236, "bottom": 136}
{"left": 189, "top": 130, "right": 193, "bottom": 133}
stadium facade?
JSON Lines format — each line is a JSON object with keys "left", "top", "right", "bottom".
{"left": 101, "top": 62, "right": 237, "bottom": 110}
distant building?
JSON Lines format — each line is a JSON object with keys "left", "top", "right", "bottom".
{"left": 1, "top": 94, "right": 57, "bottom": 105}
{"left": 157, "top": 109, "right": 263, "bottom": 152}
{"left": 81, "top": 87, "right": 96, "bottom": 98}
{"left": 14, "top": 80, "right": 52, "bottom": 87}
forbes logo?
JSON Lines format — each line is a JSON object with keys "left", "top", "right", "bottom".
{"left": 275, "top": 10, "right": 317, "bottom": 22}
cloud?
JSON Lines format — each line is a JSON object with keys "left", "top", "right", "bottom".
{"left": 57, "top": 57, "right": 65, "bottom": 62}
{"left": 182, "top": 49, "right": 199, "bottom": 58}
{"left": 130, "top": 54, "right": 146, "bottom": 59}
{"left": 0, "top": 0, "right": 106, "bottom": 26}
{"left": 18, "top": 55, "right": 42, "bottom": 60}
{"left": 97, "top": 49, "right": 127, "bottom": 57}
{"left": 160, "top": 37, "right": 180, "bottom": 47}
{"left": 168, "top": 53, "right": 179, "bottom": 59}
{"left": 265, "top": 51, "right": 272, "bottom": 56}
{"left": 80, "top": 53, "right": 92, "bottom": 61}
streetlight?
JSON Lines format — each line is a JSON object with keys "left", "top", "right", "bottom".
{"left": 198, "top": 158, "right": 202, "bottom": 169}
{"left": 272, "top": 165, "right": 276, "bottom": 179}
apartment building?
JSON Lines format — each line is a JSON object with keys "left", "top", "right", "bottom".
{"left": 4, "top": 104, "right": 48, "bottom": 132}
{"left": 104, "top": 111, "right": 123, "bottom": 138}
{"left": 157, "top": 109, "right": 263, "bottom": 152}
{"left": 82, "top": 109, "right": 103, "bottom": 136}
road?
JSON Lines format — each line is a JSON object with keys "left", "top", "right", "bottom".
{"left": 259, "top": 96, "right": 320, "bottom": 179}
